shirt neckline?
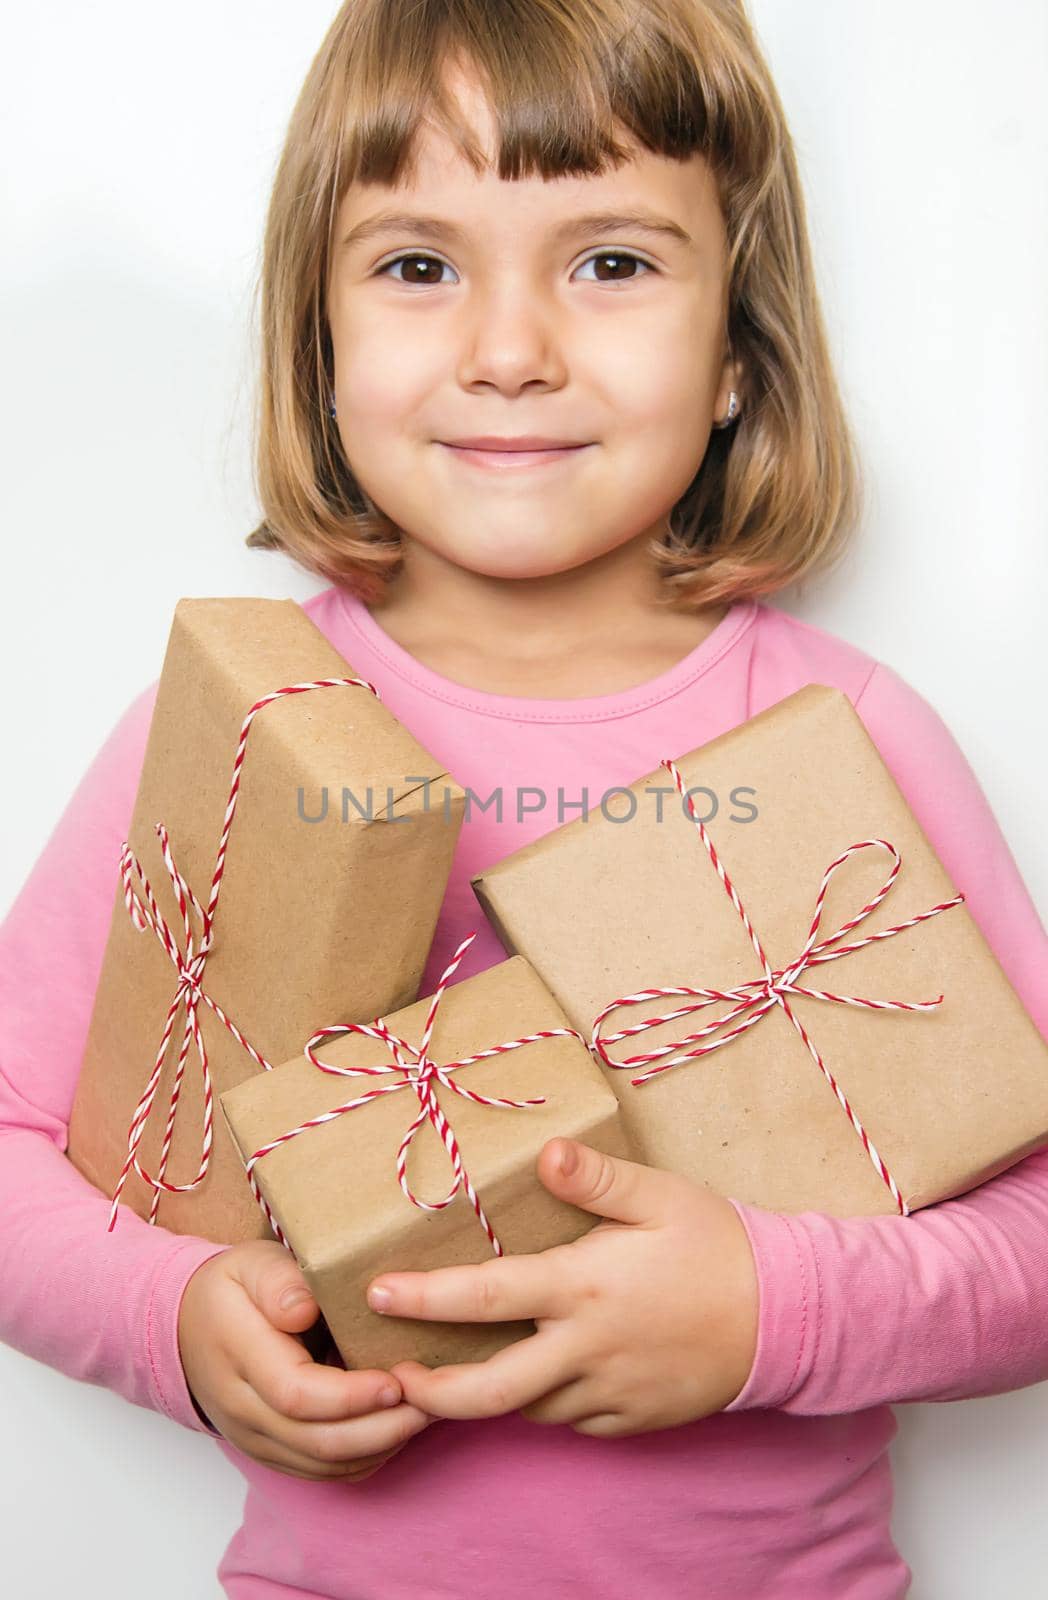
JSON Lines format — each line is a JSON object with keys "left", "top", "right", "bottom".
{"left": 335, "top": 585, "right": 759, "bottom": 723}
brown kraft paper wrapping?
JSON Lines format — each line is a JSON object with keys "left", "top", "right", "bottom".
{"left": 68, "top": 596, "right": 466, "bottom": 1244}
{"left": 469, "top": 683, "right": 1048, "bottom": 1218}
{"left": 219, "top": 953, "right": 634, "bottom": 1370}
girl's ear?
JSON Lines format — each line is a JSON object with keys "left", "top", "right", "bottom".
{"left": 724, "top": 351, "right": 746, "bottom": 397}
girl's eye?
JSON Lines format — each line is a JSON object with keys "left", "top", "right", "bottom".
{"left": 574, "top": 251, "right": 654, "bottom": 284}
{"left": 373, "top": 250, "right": 655, "bottom": 286}
{"left": 376, "top": 253, "right": 456, "bottom": 286}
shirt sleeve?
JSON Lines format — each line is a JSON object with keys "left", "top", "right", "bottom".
{"left": 0, "top": 683, "right": 231, "bottom": 1435}
{"left": 723, "top": 660, "right": 1048, "bottom": 1416}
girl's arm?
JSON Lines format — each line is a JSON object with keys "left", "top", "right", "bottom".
{"left": 0, "top": 685, "right": 230, "bottom": 1433}
{"left": 724, "top": 661, "right": 1048, "bottom": 1416}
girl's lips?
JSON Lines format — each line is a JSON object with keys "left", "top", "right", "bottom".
{"left": 439, "top": 442, "right": 593, "bottom": 471}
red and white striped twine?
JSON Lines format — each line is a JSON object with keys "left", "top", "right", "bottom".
{"left": 589, "top": 756, "right": 967, "bottom": 1217}
{"left": 105, "top": 677, "right": 381, "bottom": 1232}
{"left": 243, "top": 930, "right": 587, "bottom": 1258}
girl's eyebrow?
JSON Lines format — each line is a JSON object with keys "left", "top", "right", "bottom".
{"left": 339, "top": 208, "right": 692, "bottom": 252}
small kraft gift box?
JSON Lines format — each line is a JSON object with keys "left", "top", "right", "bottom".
{"left": 68, "top": 597, "right": 467, "bottom": 1245}
{"left": 219, "top": 941, "right": 634, "bottom": 1371}
{"left": 470, "top": 683, "right": 1048, "bottom": 1219}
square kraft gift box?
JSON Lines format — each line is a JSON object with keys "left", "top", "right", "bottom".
{"left": 219, "top": 946, "right": 634, "bottom": 1371}
{"left": 68, "top": 597, "right": 466, "bottom": 1245}
{"left": 470, "top": 683, "right": 1048, "bottom": 1219}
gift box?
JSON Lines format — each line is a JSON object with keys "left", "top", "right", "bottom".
{"left": 470, "top": 684, "right": 1048, "bottom": 1218}
{"left": 69, "top": 597, "right": 466, "bottom": 1244}
{"left": 219, "top": 944, "right": 634, "bottom": 1370}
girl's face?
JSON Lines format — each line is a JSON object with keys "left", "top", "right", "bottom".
{"left": 326, "top": 63, "right": 741, "bottom": 585}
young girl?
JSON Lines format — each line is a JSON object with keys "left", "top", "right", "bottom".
{"left": 3, "top": 2, "right": 1046, "bottom": 1595}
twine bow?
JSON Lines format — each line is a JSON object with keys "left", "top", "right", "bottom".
{"left": 243, "top": 931, "right": 588, "bottom": 1257}
{"left": 590, "top": 757, "right": 967, "bottom": 1216}
{"left": 106, "top": 676, "right": 381, "bottom": 1231}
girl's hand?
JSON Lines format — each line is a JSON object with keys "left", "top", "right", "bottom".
{"left": 372, "top": 1139, "right": 759, "bottom": 1438}
{"left": 178, "top": 1240, "right": 436, "bottom": 1481}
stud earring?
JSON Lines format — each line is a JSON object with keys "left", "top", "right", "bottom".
{"left": 327, "top": 392, "right": 337, "bottom": 419}
{"left": 712, "top": 390, "right": 740, "bottom": 430}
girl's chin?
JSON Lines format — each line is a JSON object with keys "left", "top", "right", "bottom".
{"left": 426, "top": 547, "right": 599, "bottom": 581}
{"left": 398, "top": 524, "right": 614, "bottom": 579}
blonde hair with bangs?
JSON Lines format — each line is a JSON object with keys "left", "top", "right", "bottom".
{"left": 245, "top": 0, "right": 863, "bottom": 609}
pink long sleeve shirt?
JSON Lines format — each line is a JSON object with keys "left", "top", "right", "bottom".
{"left": 2, "top": 588, "right": 1046, "bottom": 1600}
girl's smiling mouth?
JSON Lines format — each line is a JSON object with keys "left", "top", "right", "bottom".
{"left": 438, "top": 440, "right": 595, "bottom": 470}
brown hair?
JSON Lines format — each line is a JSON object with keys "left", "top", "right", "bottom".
{"left": 245, "top": 0, "right": 863, "bottom": 608}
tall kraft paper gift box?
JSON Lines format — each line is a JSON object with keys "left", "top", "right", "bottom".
{"left": 470, "top": 683, "right": 1048, "bottom": 1219}
{"left": 68, "top": 597, "right": 466, "bottom": 1245}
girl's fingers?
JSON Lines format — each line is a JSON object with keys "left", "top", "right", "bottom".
{"left": 392, "top": 1328, "right": 582, "bottom": 1420}
{"left": 368, "top": 1249, "right": 567, "bottom": 1326}
{"left": 517, "top": 1375, "right": 614, "bottom": 1426}
{"left": 235, "top": 1378, "right": 435, "bottom": 1475}
{"left": 238, "top": 1313, "right": 400, "bottom": 1422}
{"left": 235, "top": 1414, "right": 424, "bottom": 1482}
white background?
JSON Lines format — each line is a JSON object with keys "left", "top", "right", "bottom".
{"left": 1, "top": 2, "right": 1046, "bottom": 1595}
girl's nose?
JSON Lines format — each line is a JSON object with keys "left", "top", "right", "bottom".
{"left": 455, "top": 287, "right": 568, "bottom": 393}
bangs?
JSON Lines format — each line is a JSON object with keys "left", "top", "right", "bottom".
{"left": 327, "top": 0, "right": 768, "bottom": 199}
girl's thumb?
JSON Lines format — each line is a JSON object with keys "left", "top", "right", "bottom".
{"left": 268, "top": 1268, "right": 319, "bottom": 1330}
{"left": 239, "top": 1243, "right": 319, "bottom": 1330}
{"left": 539, "top": 1138, "right": 656, "bottom": 1227}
